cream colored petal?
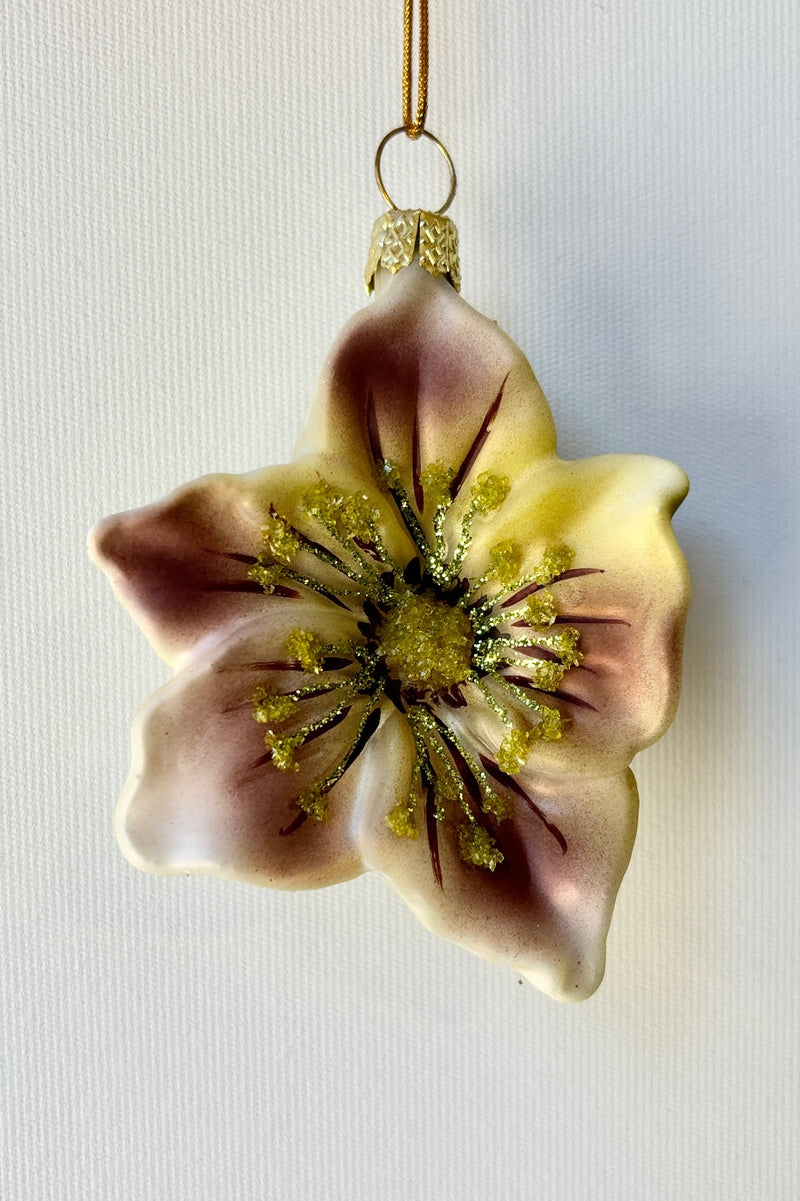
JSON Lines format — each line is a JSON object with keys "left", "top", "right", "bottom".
{"left": 461, "top": 452, "right": 689, "bottom": 775}
{"left": 89, "top": 456, "right": 415, "bottom": 670}
{"left": 296, "top": 262, "right": 556, "bottom": 510}
{"left": 117, "top": 609, "right": 385, "bottom": 889}
{"left": 359, "top": 735, "right": 638, "bottom": 1001}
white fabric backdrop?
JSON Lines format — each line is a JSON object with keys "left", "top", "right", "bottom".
{"left": 3, "top": 2, "right": 798, "bottom": 1197}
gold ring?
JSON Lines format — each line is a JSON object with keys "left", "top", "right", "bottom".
{"left": 374, "top": 127, "right": 457, "bottom": 215}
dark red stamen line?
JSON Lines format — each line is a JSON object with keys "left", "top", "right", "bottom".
{"left": 424, "top": 778, "right": 443, "bottom": 889}
{"left": 278, "top": 707, "right": 380, "bottom": 838}
{"left": 240, "top": 656, "right": 353, "bottom": 672}
{"left": 500, "top": 567, "right": 604, "bottom": 610}
{"left": 244, "top": 659, "right": 304, "bottom": 671}
{"left": 512, "top": 615, "right": 629, "bottom": 628}
{"left": 207, "top": 580, "right": 301, "bottom": 599}
{"left": 549, "top": 688, "right": 597, "bottom": 711}
{"left": 199, "top": 580, "right": 271, "bottom": 594}
{"left": 227, "top": 679, "right": 342, "bottom": 715}
{"left": 552, "top": 615, "right": 630, "bottom": 625}
{"left": 479, "top": 755, "right": 567, "bottom": 854}
{"left": 501, "top": 673, "right": 598, "bottom": 710}
{"left": 263, "top": 502, "right": 353, "bottom": 584}
{"left": 503, "top": 641, "right": 597, "bottom": 673}
{"left": 298, "top": 533, "right": 351, "bottom": 576}
{"left": 309, "top": 586, "right": 353, "bottom": 611}
{"left": 412, "top": 403, "right": 424, "bottom": 512}
{"left": 279, "top": 812, "right": 308, "bottom": 837}
{"left": 366, "top": 388, "right": 383, "bottom": 466}
{"left": 353, "top": 537, "right": 384, "bottom": 563}
{"left": 500, "top": 582, "right": 541, "bottom": 608}
{"left": 555, "top": 568, "right": 605, "bottom": 583}
{"left": 449, "top": 374, "right": 509, "bottom": 500}
{"left": 511, "top": 645, "right": 563, "bottom": 661}
{"left": 365, "top": 389, "right": 429, "bottom": 554}
{"left": 203, "top": 549, "right": 258, "bottom": 565}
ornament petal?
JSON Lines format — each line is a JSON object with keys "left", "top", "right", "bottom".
{"left": 90, "top": 470, "right": 281, "bottom": 669}
{"left": 89, "top": 457, "right": 413, "bottom": 669}
{"left": 461, "top": 452, "right": 689, "bottom": 776}
{"left": 361, "top": 760, "right": 638, "bottom": 1001}
{"left": 115, "top": 609, "right": 387, "bottom": 888}
{"left": 297, "top": 263, "right": 556, "bottom": 502}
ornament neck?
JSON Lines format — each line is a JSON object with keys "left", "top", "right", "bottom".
{"left": 365, "top": 209, "right": 460, "bottom": 295}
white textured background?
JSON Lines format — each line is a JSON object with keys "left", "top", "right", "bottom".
{"left": 3, "top": 2, "right": 799, "bottom": 1198}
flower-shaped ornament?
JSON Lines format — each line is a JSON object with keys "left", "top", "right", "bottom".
{"left": 91, "top": 246, "right": 689, "bottom": 1001}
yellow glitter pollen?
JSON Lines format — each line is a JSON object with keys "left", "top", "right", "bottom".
{"left": 378, "top": 592, "right": 474, "bottom": 692}
{"left": 481, "top": 789, "right": 512, "bottom": 821}
{"left": 302, "top": 480, "right": 343, "bottom": 527}
{"left": 470, "top": 471, "right": 510, "bottom": 514}
{"left": 420, "top": 461, "right": 454, "bottom": 511}
{"left": 247, "top": 560, "right": 283, "bottom": 594}
{"left": 497, "top": 727, "right": 534, "bottom": 773}
{"left": 297, "top": 784, "right": 329, "bottom": 821}
{"left": 532, "top": 544, "right": 575, "bottom": 585}
{"left": 527, "top": 659, "right": 566, "bottom": 692}
{"left": 487, "top": 539, "right": 523, "bottom": 586}
{"left": 537, "top": 706, "right": 564, "bottom": 741}
{"left": 285, "top": 629, "right": 325, "bottom": 673}
{"left": 260, "top": 512, "right": 301, "bottom": 565}
{"left": 338, "top": 494, "right": 377, "bottom": 541}
{"left": 251, "top": 685, "right": 296, "bottom": 724}
{"left": 524, "top": 590, "right": 557, "bottom": 627}
{"left": 458, "top": 824, "right": 504, "bottom": 871}
{"left": 266, "top": 732, "right": 304, "bottom": 772}
{"left": 303, "top": 481, "right": 377, "bottom": 542}
{"left": 385, "top": 801, "right": 419, "bottom": 839}
{"left": 542, "top": 626, "right": 583, "bottom": 667}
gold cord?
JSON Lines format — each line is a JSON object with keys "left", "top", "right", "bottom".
{"left": 402, "top": 0, "right": 429, "bottom": 139}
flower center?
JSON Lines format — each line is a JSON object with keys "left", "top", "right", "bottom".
{"left": 377, "top": 591, "right": 474, "bottom": 693}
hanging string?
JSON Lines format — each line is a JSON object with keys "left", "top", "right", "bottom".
{"left": 402, "top": 0, "right": 429, "bottom": 139}
{"left": 374, "top": 0, "right": 455, "bottom": 214}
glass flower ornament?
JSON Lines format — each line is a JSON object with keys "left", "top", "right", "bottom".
{"left": 90, "top": 211, "right": 689, "bottom": 1000}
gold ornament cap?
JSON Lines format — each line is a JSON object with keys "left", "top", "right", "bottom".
{"left": 365, "top": 209, "right": 460, "bottom": 295}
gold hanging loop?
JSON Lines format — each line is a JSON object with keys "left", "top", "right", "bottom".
{"left": 373, "top": 126, "right": 457, "bottom": 215}
{"left": 372, "top": 1, "right": 457, "bottom": 214}
{"left": 403, "top": 0, "right": 429, "bottom": 139}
